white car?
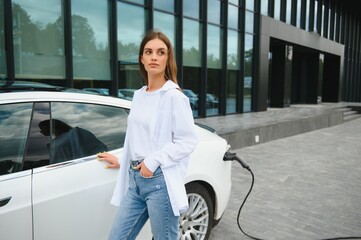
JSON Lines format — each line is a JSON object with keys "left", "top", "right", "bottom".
{"left": 0, "top": 86, "right": 232, "bottom": 240}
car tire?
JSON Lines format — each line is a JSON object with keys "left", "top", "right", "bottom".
{"left": 179, "top": 183, "right": 214, "bottom": 240}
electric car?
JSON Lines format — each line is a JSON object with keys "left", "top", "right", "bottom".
{"left": 0, "top": 85, "right": 232, "bottom": 240}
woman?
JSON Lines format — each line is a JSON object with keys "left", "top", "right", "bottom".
{"left": 98, "top": 30, "right": 198, "bottom": 240}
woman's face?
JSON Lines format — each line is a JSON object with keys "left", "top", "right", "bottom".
{"left": 141, "top": 38, "right": 168, "bottom": 78}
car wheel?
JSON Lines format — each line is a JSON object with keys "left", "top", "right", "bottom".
{"left": 179, "top": 183, "right": 214, "bottom": 240}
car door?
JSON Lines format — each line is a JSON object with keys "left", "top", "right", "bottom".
{"left": 0, "top": 102, "right": 34, "bottom": 240}
{"left": 30, "top": 101, "right": 128, "bottom": 240}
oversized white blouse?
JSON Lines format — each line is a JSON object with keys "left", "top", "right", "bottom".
{"left": 110, "top": 80, "right": 199, "bottom": 216}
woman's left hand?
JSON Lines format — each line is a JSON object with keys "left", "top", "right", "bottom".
{"left": 97, "top": 152, "right": 120, "bottom": 169}
{"left": 134, "top": 162, "right": 154, "bottom": 178}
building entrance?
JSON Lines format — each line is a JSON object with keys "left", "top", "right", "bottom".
{"left": 268, "top": 39, "right": 341, "bottom": 108}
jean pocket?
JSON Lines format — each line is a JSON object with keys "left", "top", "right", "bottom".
{"left": 140, "top": 168, "right": 162, "bottom": 179}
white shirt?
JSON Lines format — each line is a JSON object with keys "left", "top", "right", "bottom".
{"left": 110, "top": 80, "right": 199, "bottom": 216}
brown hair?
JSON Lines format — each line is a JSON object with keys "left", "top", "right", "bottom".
{"left": 138, "top": 29, "right": 178, "bottom": 85}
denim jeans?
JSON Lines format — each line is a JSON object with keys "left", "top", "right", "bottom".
{"left": 108, "top": 167, "right": 179, "bottom": 240}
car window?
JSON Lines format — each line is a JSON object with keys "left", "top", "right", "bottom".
{"left": 48, "top": 102, "right": 128, "bottom": 164}
{"left": 0, "top": 103, "right": 33, "bottom": 176}
{"left": 23, "top": 102, "right": 52, "bottom": 170}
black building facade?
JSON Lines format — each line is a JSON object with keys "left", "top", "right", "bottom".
{"left": 0, "top": 0, "right": 360, "bottom": 118}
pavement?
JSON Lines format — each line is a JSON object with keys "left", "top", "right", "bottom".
{"left": 194, "top": 103, "right": 361, "bottom": 240}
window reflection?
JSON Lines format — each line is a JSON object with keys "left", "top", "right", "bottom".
{"left": 207, "top": 69, "right": 220, "bottom": 116}
{"left": 72, "top": 0, "right": 110, "bottom": 80}
{"left": 12, "top": 0, "right": 65, "bottom": 79}
{"left": 227, "top": 30, "right": 239, "bottom": 114}
{"left": 207, "top": 25, "right": 221, "bottom": 68}
{"left": 261, "top": 0, "right": 268, "bottom": 16}
{"left": 286, "top": 0, "right": 291, "bottom": 24}
{"left": 118, "top": 2, "right": 145, "bottom": 91}
{"left": 0, "top": 0, "right": 6, "bottom": 78}
{"left": 296, "top": 0, "right": 302, "bottom": 28}
{"left": 51, "top": 102, "right": 128, "bottom": 153}
{"left": 183, "top": 0, "right": 199, "bottom": 19}
{"left": 183, "top": 18, "right": 201, "bottom": 117}
{"left": 154, "top": 11, "right": 175, "bottom": 49}
{"left": 154, "top": 0, "right": 174, "bottom": 12}
{"left": 227, "top": 30, "right": 239, "bottom": 69}
{"left": 227, "top": 70, "right": 237, "bottom": 114}
{"left": 244, "top": 34, "right": 253, "bottom": 112}
{"left": 245, "top": 0, "right": 254, "bottom": 11}
{"left": 23, "top": 102, "right": 51, "bottom": 169}
{"left": 183, "top": 19, "right": 201, "bottom": 67}
{"left": 38, "top": 119, "right": 107, "bottom": 164}
{"left": 0, "top": 103, "right": 32, "bottom": 175}
{"left": 228, "top": 4, "right": 239, "bottom": 29}
{"left": 245, "top": 11, "right": 254, "bottom": 33}
{"left": 127, "top": 0, "right": 144, "bottom": 5}
{"left": 208, "top": 0, "right": 221, "bottom": 24}
{"left": 183, "top": 67, "right": 200, "bottom": 117}
{"left": 274, "top": 0, "right": 281, "bottom": 20}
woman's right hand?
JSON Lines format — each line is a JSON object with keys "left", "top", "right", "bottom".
{"left": 97, "top": 152, "right": 120, "bottom": 169}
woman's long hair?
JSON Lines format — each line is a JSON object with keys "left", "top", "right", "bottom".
{"left": 138, "top": 29, "right": 178, "bottom": 85}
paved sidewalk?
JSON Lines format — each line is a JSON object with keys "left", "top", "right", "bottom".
{"left": 209, "top": 117, "right": 361, "bottom": 240}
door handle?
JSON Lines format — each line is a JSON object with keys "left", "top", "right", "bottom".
{"left": 0, "top": 197, "right": 12, "bottom": 207}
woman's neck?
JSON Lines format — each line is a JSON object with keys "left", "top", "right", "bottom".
{"left": 147, "top": 76, "right": 167, "bottom": 92}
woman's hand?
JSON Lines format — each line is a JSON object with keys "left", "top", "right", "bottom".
{"left": 134, "top": 162, "right": 153, "bottom": 178}
{"left": 97, "top": 152, "right": 120, "bottom": 169}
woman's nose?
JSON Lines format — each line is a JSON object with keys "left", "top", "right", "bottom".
{"left": 151, "top": 53, "right": 157, "bottom": 60}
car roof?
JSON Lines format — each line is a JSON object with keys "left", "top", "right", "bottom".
{"left": 0, "top": 91, "right": 132, "bottom": 109}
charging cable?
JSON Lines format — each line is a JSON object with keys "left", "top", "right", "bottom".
{"left": 223, "top": 152, "right": 361, "bottom": 240}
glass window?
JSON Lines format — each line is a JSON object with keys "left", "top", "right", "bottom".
{"left": 0, "top": 103, "right": 32, "bottom": 176}
{"left": 286, "top": 0, "right": 291, "bottom": 24}
{"left": 183, "top": 0, "right": 199, "bottom": 19}
{"left": 274, "top": 0, "right": 281, "bottom": 20}
{"left": 127, "top": 0, "right": 144, "bottom": 4}
{"left": 229, "top": 0, "right": 239, "bottom": 5}
{"left": 0, "top": 0, "right": 6, "bottom": 79}
{"left": 228, "top": 4, "right": 239, "bottom": 29}
{"left": 183, "top": 18, "right": 201, "bottom": 67}
{"left": 296, "top": 0, "right": 302, "bottom": 27}
{"left": 154, "top": 0, "right": 174, "bottom": 12}
{"left": 244, "top": 34, "right": 253, "bottom": 112}
{"left": 227, "top": 31, "right": 238, "bottom": 112}
{"left": 208, "top": 0, "right": 221, "bottom": 24}
{"left": 314, "top": 1, "right": 318, "bottom": 32}
{"left": 321, "top": 4, "right": 325, "bottom": 36}
{"left": 48, "top": 102, "right": 128, "bottom": 164}
{"left": 261, "top": 0, "right": 268, "bottom": 16}
{"left": 118, "top": 2, "right": 145, "bottom": 90}
{"left": 207, "top": 25, "right": 221, "bottom": 69}
{"left": 306, "top": 0, "right": 310, "bottom": 30}
{"left": 245, "top": 11, "right": 254, "bottom": 33}
{"left": 227, "top": 30, "right": 239, "bottom": 70}
{"left": 12, "top": 0, "right": 65, "bottom": 79}
{"left": 207, "top": 69, "right": 221, "bottom": 116}
{"left": 245, "top": 0, "right": 254, "bottom": 11}
{"left": 183, "top": 67, "right": 200, "bottom": 117}
{"left": 23, "top": 102, "right": 51, "bottom": 170}
{"left": 226, "top": 70, "right": 237, "bottom": 114}
{"left": 72, "top": 0, "right": 110, "bottom": 81}
{"left": 154, "top": 11, "right": 176, "bottom": 49}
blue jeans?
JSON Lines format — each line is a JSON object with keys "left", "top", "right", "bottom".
{"left": 108, "top": 168, "right": 179, "bottom": 240}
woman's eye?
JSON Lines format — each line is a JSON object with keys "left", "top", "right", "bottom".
{"left": 144, "top": 50, "right": 152, "bottom": 55}
{"left": 158, "top": 51, "right": 166, "bottom": 56}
